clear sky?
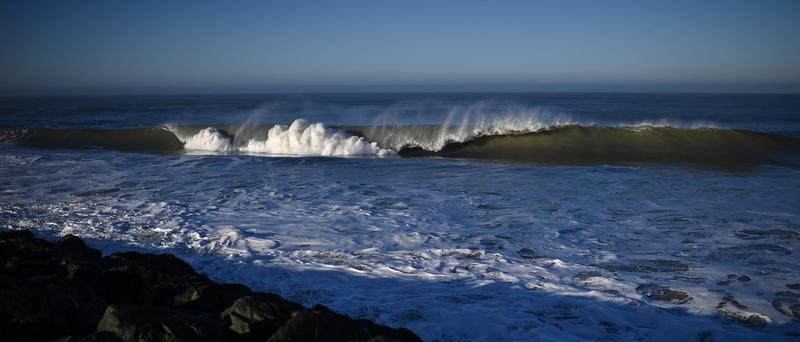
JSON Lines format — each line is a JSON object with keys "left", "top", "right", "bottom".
{"left": 1, "top": 0, "right": 799, "bottom": 95}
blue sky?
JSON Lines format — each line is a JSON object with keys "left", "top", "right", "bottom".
{"left": 1, "top": 0, "right": 799, "bottom": 94}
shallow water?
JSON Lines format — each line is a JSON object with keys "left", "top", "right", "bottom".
{"left": 2, "top": 93, "right": 800, "bottom": 340}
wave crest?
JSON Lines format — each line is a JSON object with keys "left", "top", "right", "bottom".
{"left": 174, "top": 119, "right": 394, "bottom": 157}
{"left": 241, "top": 119, "right": 393, "bottom": 156}
{"left": 364, "top": 106, "right": 574, "bottom": 151}
{"left": 184, "top": 127, "right": 235, "bottom": 152}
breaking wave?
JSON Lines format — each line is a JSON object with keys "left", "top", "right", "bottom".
{"left": 240, "top": 120, "right": 393, "bottom": 156}
{"left": 4, "top": 118, "right": 799, "bottom": 168}
{"left": 173, "top": 120, "right": 394, "bottom": 156}
{"left": 183, "top": 127, "right": 235, "bottom": 152}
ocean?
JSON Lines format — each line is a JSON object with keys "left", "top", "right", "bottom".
{"left": 1, "top": 93, "right": 799, "bottom": 341}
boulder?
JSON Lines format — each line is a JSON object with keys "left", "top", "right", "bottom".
{"left": 268, "top": 305, "right": 422, "bottom": 342}
{"left": 0, "top": 231, "right": 421, "bottom": 341}
{"left": 635, "top": 284, "right": 692, "bottom": 304}
{"left": 0, "top": 278, "right": 106, "bottom": 341}
{"left": 222, "top": 293, "right": 304, "bottom": 338}
{"left": 57, "top": 234, "right": 102, "bottom": 258}
{"left": 175, "top": 283, "right": 252, "bottom": 315}
{"left": 96, "top": 305, "right": 229, "bottom": 341}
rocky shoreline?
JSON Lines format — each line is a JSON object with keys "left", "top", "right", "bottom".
{"left": 0, "top": 230, "right": 421, "bottom": 341}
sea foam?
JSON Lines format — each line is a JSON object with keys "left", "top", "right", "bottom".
{"left": 178, "top": 119, "right": 394, "bottom": 156}
{"left": 183, "top": 127, "right": 235, "bottom": 152}
{"left": 241, "top": 119, "right": 394, "bottom": 156}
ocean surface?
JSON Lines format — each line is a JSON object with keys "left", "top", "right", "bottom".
{"left": 2, "top": 93, "right": 800, "bottom": 341}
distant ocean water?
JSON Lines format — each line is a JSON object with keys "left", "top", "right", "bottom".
{"left": 2, "top": 93, "right": 800, "bottom": 340}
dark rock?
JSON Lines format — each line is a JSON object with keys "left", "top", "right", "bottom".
{"left": 175, "top": 283, "right": 252, "bottom": 315}
{"left": 719, "top": 295, "right": 747, "bottom": 310}
{"left": 0, "top": 230, "right": 421, "bottom": 342}
{"left": 102, "top": 252, "right": 213, "bottom": 306}
{"left": 0, "top": 278, "right": 106, "bottom": 341}
{"left": 108, "top": 252, "right": 199, "bottom": 279}
{"left": 97, "top": 304, "right": 229, "bottom": 341}
{"left": 698, "top": 330, "right": 713, "bottom": 342}
{"left": 635, "top": 284, "right": 691, "bottom": 304}
{"left": 0, "top": 229, "right": 37, "bottom": 240}
{"left": 50, "top": 331, "right": 122, "bottom": 342}
{"left": 741, "top": 314, "right": 767, "bottom": 328}
{"left": 717, "top": 297, "right": 768, "bottom": 328}
{"left": 96, "top": 265, "right": 149, "bottom": 305}
{"left": 222, "top": 293, "right": 304, "bottom": 338}
{"left": 268, "top": 305, "right": 422, "bottom": 342}
{"left": 355, "top": 319, "right": 423, "bottom": 342}
{"left": 57, "top": 234, "right": 102, "bottom": 258}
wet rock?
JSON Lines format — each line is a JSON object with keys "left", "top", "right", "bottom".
{"left": 791, "top": 304, "right": 800, "bottom": 319}
{"left": 0, "top": 232, "right": 108, "bottom": 340}
{"left": 102, "top": 252, "right": 213, "bottom": 306}
{"left": 598, "top": 320, "right": 617, "bottom": 335}
{"left": 717, "top": 274, "right": 752, "bottom": 286}
{"left": 742, "top": 315, "right": 768, "bottom": 328}
{"left": 95, "top": 266, "right": 149, "bottom": 305}
{"left": 175, "top": 283, "right": 252, "bottom": 315}
{"left": 96, "top": 304, "right": 229, "bottom": 341}
{"left": 717, "top": 296, "right": 769, "bottom": 328}
{"left": 0, "top": 279, "right": 107, "bottom": 340}
{"left": 0, "top": 230, "right": 421, "bottom": 341}
{"left": 719, "top": 295, "right": 747, "bottom": 310}
{"left": 50, "top": 331, "right": 121, "bottom": 342}
{"left": 268, "top": 304, "right": 421, "bottom": 342}
{"left": 107, "top": 252, "right": 208, "bottom": 286}
{"left": 0, "top": 230, "right": 60, "bottom": 278}
{"left": 57, "top": 234, "right": 102, "bottom": 258}
{"left": 773, "top": 296, "right": 800, "bottom": 319}
{"left": 222, "top": 293, "right": 304, "bottom": 338}
{"left": 635, "top": 284, "right": 691, "bottom": 304}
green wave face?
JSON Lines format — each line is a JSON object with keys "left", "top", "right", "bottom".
{"left": 396, "top": 126, "right": 800, "bottom": 168}
{"left": 4, "top": 124, "right": 799, "bottom": 168}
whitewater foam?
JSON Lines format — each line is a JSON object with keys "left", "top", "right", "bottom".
{"left": 183, "top": 127, "right": 235, "bottom": 152}
{"left": 174, "top": 119, "right": 394, "bottom": 157}
{"left": 3, "top": 148, "right": 799, "bottom": 341}
{"left": 241, "top": 119, "right": 394, "bottom": 156}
